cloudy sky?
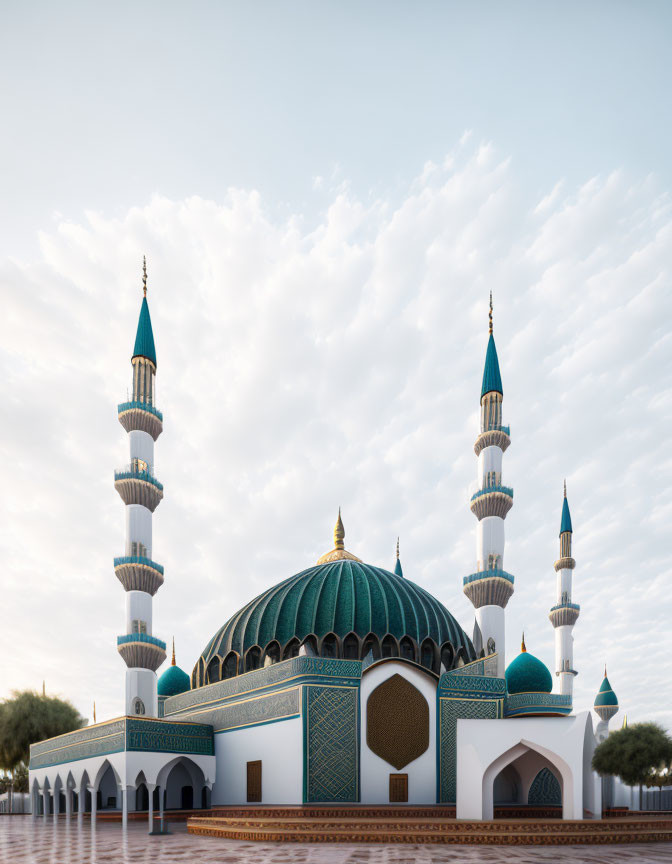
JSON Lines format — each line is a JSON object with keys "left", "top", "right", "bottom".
{"left": 1, "top": 1, "right": 671, "bottom": 731}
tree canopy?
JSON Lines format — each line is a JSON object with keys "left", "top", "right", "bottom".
{"left": 0, "top": 690, "right": 85, "bottom": 772}
{"left": 592, "top": 722, "right": 672, "bottom": 789}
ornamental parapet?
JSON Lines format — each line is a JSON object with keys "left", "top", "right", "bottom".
{"left": 505, "top": 691, "right": 572, "bottom": 718}
{"left": 548, "top": 602, "right": 580, "bottom": 627}
{"left": 474, "top": 427, "right": 511, "bottom": 456}
{"left": 118, "top": 401, "right": 163, "bottom": 440}
{"left": 554, "top": 556, "right": 575, "bottom": 572}
{"left": 469, "top": 485, "right": 514, "bottom": 520}
{"left": 114, "top": 556, "right": 164, "bottom": 595}
{"left": 114, "top": 468, "right": 164, "bottom": 512}
{"left": 117, "top": 633, "right": 167, "bottom": 671}
{"left": 463, "top": 570, "right": 515, "bottom": 608}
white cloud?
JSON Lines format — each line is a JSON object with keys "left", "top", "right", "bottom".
{"left": 0, "top": 143, "right": 670, "bottom": 732}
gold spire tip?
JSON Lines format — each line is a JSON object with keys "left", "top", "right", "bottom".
{"left": 93, "top": 701, "right": 96, "bottom": 724}
{"left": 334, "top": 508, "right": 345, "bottom": 550}
{"left": 142, "top": 256, "right": 147, "bottom": 297}
{"left": 521, "top": 632, "right": 526, "bottom": 653}
{"left": 564, "top": 479, "right": 567, "bottom": 498}
{"left": 488, "top": 291, "right": 493, "bottom": 335}
{"left": 396, "top": 536, "right": 400, "bottom": 559}
{"left": 604, "top": 663, "right": 607, "bottom": 677}
{"left": 172, "top": 637, "right": 176, "bottom": 666}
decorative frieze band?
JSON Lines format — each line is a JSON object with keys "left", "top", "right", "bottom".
{"left": 114, "top": 476, "right": 163, "bottom": 512}
{"left": 469, "top": 491, "right": 513, "bottom": 520}
{"left": 554, "top": 556, "right": 575, "bottom": 572}
{"left": 473, "top": 429, "right": 510, "bottom": 456}
{"left": 463, "top": 575, "right": 514, "bottom": 608}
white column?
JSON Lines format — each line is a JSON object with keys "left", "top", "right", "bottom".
{"left": 42, "top": 788, "right": 49, "bottom": 819}
{"left": 90, "top": 785, "right": 97, "bottom": 827}
{"left": 53, "top": 788, "right": 60, "bottom": 821}
{"left": 77, "top": 787, "right": 84, "bottom": 824}
{"left": 147, "top": 783, "right": 155, "bottom": 833}
{"left": 31, "top": 789, "right": 37, "bottom": 819}
{"left": 121, "top": 785, "right": 128, "bottom": 828}
{"left": 65, "top": 787, "right": 72, "bottom": 819}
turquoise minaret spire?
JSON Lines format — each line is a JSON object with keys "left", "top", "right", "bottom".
{"left": 549, "top": 480, "right": 579, "bottom": 697}
{"left": 114, "top": 259, "right": 166, "bottom": 717}
{"left": 394, "top": 537, "right": 404, "bottom": 578}
{"left": 463, "top": 294, "right": 514, "bottom": 677}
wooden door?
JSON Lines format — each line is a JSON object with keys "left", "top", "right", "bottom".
{"left": 247, "top": 760, "right": 262, "bottom": 803}
{"left": 389, "top": 773, "right": 408, "bottom": 803}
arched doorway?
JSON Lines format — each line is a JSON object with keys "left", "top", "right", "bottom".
{"left": 158, "top": 757, "right": 206, "bottom": 811}
{"left": 482, "top": 741, "right": 573, "bottom": 820}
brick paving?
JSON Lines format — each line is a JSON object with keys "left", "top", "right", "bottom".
{"left": 2, "top": 816, "right": 672, "bottom": 864}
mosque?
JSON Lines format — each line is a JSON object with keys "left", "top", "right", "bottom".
{"left": 29, "top": 264, "right": 631, "bottom": 827}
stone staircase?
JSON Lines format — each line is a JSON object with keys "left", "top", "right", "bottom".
{"left": 187, "top": 807, "right": 672, "bottom": 845}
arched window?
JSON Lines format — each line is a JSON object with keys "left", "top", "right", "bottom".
{"left": 299, "top": 636, "right": 318, "bottom": 657}
{"left": 420, "top": 639, "right": 437, "bottom": 673}
{"left": 361, "top": 634, "right": 381, "bottom": 662}
{"left": 343, "top": 632, "right": 360, "bottom": 660}
{"left": 222, "top": 652, "right": 238, "bottom": 679}
{"left": 245, "top": 646, "right": 261, "bottom": 671}
{"left": 133, "top": 698, "right": 145, "bottom": 716}
{"left": 263, "top": 641, "right": 281, "bottom": 666}
{"left": 283, "top": 638, "right": 300, "bottom": 659}
{"left": 320, "top": 633, "right": 339, "bottom": 659}
{"left": 440, "top": 642, "right": 454, "bottom": 671}
{"left": 381, "top": 635, "right": 397, "bottom": 658}
{"left": 399, "top": 636, "right": 415, "bottom": 662}
{"left": 206, "top": 657, "right": 221, "bottom": 684}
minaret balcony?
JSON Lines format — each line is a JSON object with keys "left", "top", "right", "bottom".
{"left": 114, "top": 555, "right": 164, "bottom": 595}
{"left": 463, "top": 569, "right": 515, "bottom": 608}
{"left": 554, "top": 556, "right": 576, "bottom": 572}
{"left": 114, "top": 467, "right": 164, "bottom": 512}
{"left": 117, "top": 633, "right": 166, "bottom": 671}
{"left": 118, "top": 400, "right": 163, "bottom": 441}
{"left": 469, "top": 485, "right": 514, "bottom": 520}
{"left": 474, "top": 425, "right": 511, "bottom": 456}
{"left": 549, "top": 602, "right": 580, "bottom": 627}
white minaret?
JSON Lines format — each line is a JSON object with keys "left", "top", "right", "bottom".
{"left": 549, "top": 481, "right": 579, "bottom": 697}
{"left": 113, "top": 259, "right": 166, "bottom": 717}
{"left": 463, "top": 295, "right": 514, "bottom": 678}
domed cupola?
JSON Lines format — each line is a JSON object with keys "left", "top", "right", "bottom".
{"left": 194, "top": 512, "right": 476, "bottom": 686}
{"left": 504, "top": 636, "right": 572, "bottom": 718}
{"left": 505, "top": 635, "right": 553, "bottom": 695}
{"left": 158, "top": 640, "right": 190, "bottom": 698}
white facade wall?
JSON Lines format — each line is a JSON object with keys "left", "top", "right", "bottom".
{"left": 212, "top": 717, "right": 303, "bottom": 806}
{"left": 475, "top": 605, "right": 505, "bottom": 676}
{"left": 129, "top": 430, "right": 154, "bottom": 469}
{"left": 125, "top": 505, "right": 152, "bottom": 557}
{"left": 359, "top": 662, "right": 437, "bottom": 805}
{"left": 125, "top": 669, "right": 158, "bottom": 717}
{"left": 125, "top": 590, "right": 153, "bottom": 634}
{"left": 456, "top": 712, "right": 599, "bottom": 821}
{"left": 476, "top": 516, "right": 505, "bottom": 572}
{"left": 478, "top": 445, "right": 502, "bottom": 478}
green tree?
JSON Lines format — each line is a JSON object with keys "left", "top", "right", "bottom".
{"left": 0, "top": 690, "right": 85, "bottom": 804}
{"left": 592, "top": 722, "right": 672, "bottom": 806}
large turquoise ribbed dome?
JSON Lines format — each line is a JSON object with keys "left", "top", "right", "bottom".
{"left": 505, "top": 642, "right": 553, "bottom": 694}
{"left": 196, "top": 528, "right": 475, "bottom": 685}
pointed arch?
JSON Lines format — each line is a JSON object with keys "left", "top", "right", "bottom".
{"left": 319, "top": 632, "right": 339, "bottom": 659}
{"left": 381, "top": 634, "right": 398, "bottom": 658}
{"left": 244, "top": 645, "right": 262, "bottom": 671}
{"left": 343, "top": 631, "right": 360, "bottom": 660}
{"left": 399, "top": 635, "right": 416, "bottom": 662}
{"left": 282, "top": 637, "right": 300, "bottom": 660}
{"left": 206, "top": 656, "right": 221, "bottom": 684}
{"left": 440, "top": 641, "right": 455, "bottom": 671}
{"left": 420, "top": 638, "right": 438, "bottom": 673}
{"left": 361, "top": 632, "right": 381, "bottom": 661}
{"left": 222, "top": 650, "right": 239, "bottom": 678}
{"left": 263, "top": 640, "right": 281, "bottom": 666}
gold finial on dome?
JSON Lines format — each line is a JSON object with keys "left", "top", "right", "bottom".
{"left": 564, "top": 479, "right": 567, "bottom": 499}
{"left": 316, "top": 507, "right": 362, "bottom": 565}
{"left": 142, "top": 256, "right": 148, "bottom": 297}
{"left": 172, "top": 637, "right": 176, "bottom": 666}
{"left": 489, "top": 291, "right": 493, "bottom": 335}
{"left": 521, "top": 632, "right": 527, "bottom": 653}
{"left": 334, "top": 507, "right": 345, "bottom": 550}
{"left": 93, "top": 701, "right": 96, "bottom": 724}
{"left": 396, "top": 536, "right": 400, "bottom": 559}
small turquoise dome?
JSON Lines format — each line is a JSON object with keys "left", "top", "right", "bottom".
{"left": 506, "top": 640, "right": 553, "bottom": 694}
{"left": 158, "top": 660, "right": 190, "bottom": 697}
{"left": 594, "top": 673, "right": 618, "bottom": 707}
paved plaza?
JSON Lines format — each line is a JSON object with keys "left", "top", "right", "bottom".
{"left": 1, "top": 818, "right": 672, "bottom": 864}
